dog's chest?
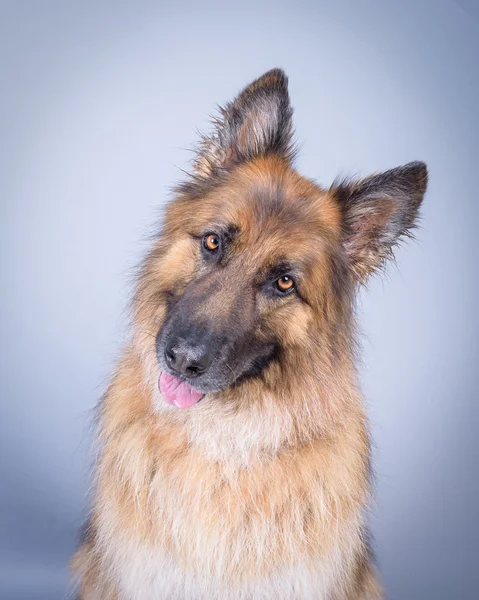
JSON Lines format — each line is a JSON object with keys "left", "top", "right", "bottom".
{"left": 100, "top": 441, "right": 358, "bottom": 600}
{"left": 112, "top": 541, "right": 346, "bottom": 600}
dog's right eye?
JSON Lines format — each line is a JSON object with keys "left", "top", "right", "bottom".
{"left": 274, "top": 275, "right": 296, "bottom": 294}
{"left": 202, "top": 233, "right": 220, "bottom": 253}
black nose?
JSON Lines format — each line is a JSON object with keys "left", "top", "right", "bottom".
{"left": 164, "top": 339, "right": 214, "bottom": 378}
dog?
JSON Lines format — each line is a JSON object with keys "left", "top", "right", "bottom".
{"left": 71, "top": 69, "right": 427, "bottom": 599}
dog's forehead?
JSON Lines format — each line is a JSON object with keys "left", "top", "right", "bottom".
{"left": 209, "top": 157, "right": 342, "bottom": 246}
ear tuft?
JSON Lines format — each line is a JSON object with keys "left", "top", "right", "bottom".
{"left": 193, "top": 69, "right": 294, "bottom": 181}
{"left": 331, "top": 161, "right": 428, "bottom": 280}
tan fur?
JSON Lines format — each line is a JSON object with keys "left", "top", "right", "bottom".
{"left": 70, "top": 61, "right": 430, "bottom": 596}
{"left": 71, "top": 153, "right": 383, "bottom": 599}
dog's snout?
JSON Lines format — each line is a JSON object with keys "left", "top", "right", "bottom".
{"left": 165, "top": 339, "right": 214, "bottom": 379}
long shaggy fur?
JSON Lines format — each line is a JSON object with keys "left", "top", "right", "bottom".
{"left": 72, "top": 69, "right": 427, "bottom": 600}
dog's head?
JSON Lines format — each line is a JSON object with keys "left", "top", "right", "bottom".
{"left": 136, "top": 69, "right": 427, "bottom": 408}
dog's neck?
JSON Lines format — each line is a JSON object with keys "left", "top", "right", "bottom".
{"left": 136, "top": 332, "right": 363, "bottom": 467}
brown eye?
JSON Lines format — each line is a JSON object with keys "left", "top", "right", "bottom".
{"left": 203, "top": 233, "right": 220, "bottom": 252}
{"left": 275, "top": 275, "right": 295, "bottom": 293}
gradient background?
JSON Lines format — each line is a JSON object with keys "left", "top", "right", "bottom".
{"left": 1, "top": 1, "right": 478, "bottom": 598}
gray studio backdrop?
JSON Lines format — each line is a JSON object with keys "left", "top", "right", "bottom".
{"left": 1, "top": 1, "right": 478, "bottom": 599}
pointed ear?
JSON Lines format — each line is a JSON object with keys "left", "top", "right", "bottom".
{"left": 194, "top": 69, "right": 294, "bottom": 179}
{"left": 331, "top": 161, "right": 428, "bottom": 280}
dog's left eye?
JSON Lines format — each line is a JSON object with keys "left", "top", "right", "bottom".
{"left": 275, "top": 275, "right": 295, "bottom": 294}
{"left": 203, "top": 233, "right": 220, "bottom": 252}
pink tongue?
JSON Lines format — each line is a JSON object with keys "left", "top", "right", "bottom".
{"left": 159, "top": 372, "right": 204, "bottom": 409}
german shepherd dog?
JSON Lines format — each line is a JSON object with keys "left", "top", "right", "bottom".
{"left": 72, "top": 69, "right": 427, "bottom": 599}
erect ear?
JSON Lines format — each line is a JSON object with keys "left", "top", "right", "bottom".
{"left": 331, "top": 161, "right": 428, "bottom": 281}
{"left": 194, "top": 69, "right": 294, "bottom": 179}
